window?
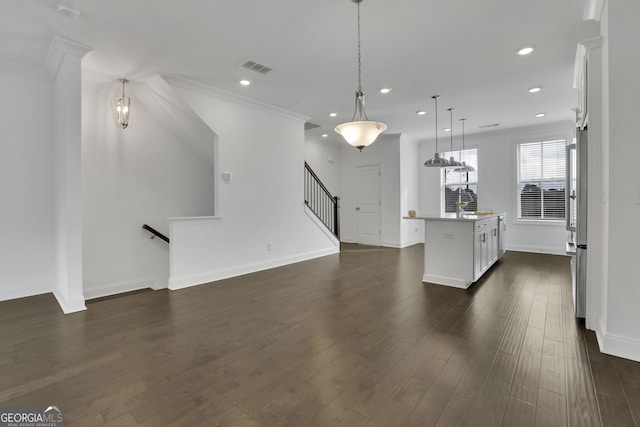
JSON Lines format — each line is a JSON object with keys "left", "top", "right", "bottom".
{"left": 441, "top": 148, "right": 478, "bottom": 214}
{"left": 517, "top": 139, "right": 566, "bottom": 220}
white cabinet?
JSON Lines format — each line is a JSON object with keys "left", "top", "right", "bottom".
{"left": 411, "top": 213, "right": 505, "bottom": 288}
{"left": 490, "top": 225, "right": 499, "bottom": 263}
{"left": 498, "top": 215, "right": 507, "bottom": 259}
{"left": 474, "top": 231, "right": 483, "bottom": 281}
{"left": 473, "top": 218, "right": 498, "bottom": 281}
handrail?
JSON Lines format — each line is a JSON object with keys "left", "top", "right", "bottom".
{"left": 142, "top": 224, "right": 170, "bottom": 243}
{"left": 304, "top": 162, "right": 334, "bottom": 201}
{"left": 304, "top": 162, "right": 339, "bottom": 237}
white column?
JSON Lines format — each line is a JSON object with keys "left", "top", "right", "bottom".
{"left": 46, "top": 37, "right": 93, "bottom": 314}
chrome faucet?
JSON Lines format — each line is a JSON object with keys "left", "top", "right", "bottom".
{"left": 456, "top": 189, "right": 474, "bottom": 217}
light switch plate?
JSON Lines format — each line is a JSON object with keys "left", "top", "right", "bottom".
{"left": 222, "top": 172, "right": 232, "bottom": 182}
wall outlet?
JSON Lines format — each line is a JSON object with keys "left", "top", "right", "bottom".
{"left": 222, "top": 171, "right": 232, "bottom": 182}
{"left": 443, "top": 233, "right": 454, "bottom": 240}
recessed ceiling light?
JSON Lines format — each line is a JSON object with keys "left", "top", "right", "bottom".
{"left": 443, "top": 128, "right": 451, "bottom": 132}
{"left": 329, "top": 113, "right": 337, "bottom": 117}
{"left": 517, "top": 46, "right": 535, "bottom": 56}
{"left": 379, "top": 88, "right": 391, "bottom": 94}
{"left": 239, "top": 79, "right": 251, "bottom": 86}
{"left": 416, "top": 110, "right": 427, "bottom": 116}
{"left": 528, "top": 86, "right": 542, "bottom": 93}
{"left": 57, "top": 2, "right": 80, "bottom": 19}
{"left": 322, "top": 134, "right": 328, "bottom": 138}
{"left": 535, "top": 113, "right": 546, "bottom": 118}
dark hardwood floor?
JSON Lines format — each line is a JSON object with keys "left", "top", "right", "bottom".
{"left": 0, "top": 244, "right": 638, "bottom": 426}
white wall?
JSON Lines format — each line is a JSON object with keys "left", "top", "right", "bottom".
{"left": 0, "top": 37, "right": 90, "bottom": 313}
{"left": 82, "top": 75, "right": 217, "bottom": 299}
{"left": 400, "top": 135, "right": 423, "bottom": 247}
{"left": 165, "top": 77, "right": 339, "bottom": 289}
{"left": 597, "top": 0, "right": 640, "bottom": 361}
{"left": 419, "top": 122, "right": 574, "bottom": 255}
{"left": 339, "top": 133, "right": 402, "bottom": 247}
{"left": 0, "top": 67, "right": 56, "bottom": 301}
{"left": 304, "top": 138, "right": 341, "bottom": 196}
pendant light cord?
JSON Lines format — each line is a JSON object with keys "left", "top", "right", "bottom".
{"left": 461, "top": 118, "right": 466, "bottom": 149}
{"left": 449, "top": 108, "right": 454, "bottom": 151}
{"left": 357, "top": 0, "right": 362, "bottom": 93}
{"left": 433, "top": 96, "right": 439, "bottom": 152}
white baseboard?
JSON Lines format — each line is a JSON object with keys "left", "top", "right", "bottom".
{"left": 422, "top": 273, "right": 470, "bottom": 289}
{"left": 53, "top": 290, "right": 86, "bottom": 314}
{"left": 594, "top": 322, "right": 640, "bottom": 362}
{"left": 168, "top": 247, "right": 340, "bottom": 291}
{"left": 84, "top": 276, "right": 158, "bottom": 300}
{"left": 0, "top": 282, "right": 51, "bottom": 302}
{"left": 507, "top": 245, "right": 568, "bottom": 256}
{"left": 399, "top": 238, "right": 424, "bottom": 248}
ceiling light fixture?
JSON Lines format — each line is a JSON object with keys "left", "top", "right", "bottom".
{"left": 424, "top": 95, "right": 450, "bottom": 167}
{"left": 459, "top": 118, "right": 475, "bottom": 172}
{"left": 443, "top": 128, "right": 451, "bottom": 132}
{"left": 417, "top": 110, "right": 426, "bottom": 116}
{"left": 334, "top": 0, "right": 387, "bottom": 151}
{"left": 322, "top": 134, "right": 328, "bottom": 137}
{"left": 528, "top": 86, "right": 542, "bottom": 93}
{"left": 111, "top": 78, "right": 131, "bottom": 129}
{"left": 517, "top": 46, "right": 535, "bottom": 56}
{"left": 379, "top": 88, "right": 391, "bottom": 94}
{"left": 56, "top": 2, "right": 80, "bottom": 19}
{"left": 535, "top": 113, "right": 546, "bottom": 118}
{"left": 239, "top": 79, "right": 251, "bottom": 86}
{"left": 329, "top": 112, "right": 337, "bottom": 117}
{"left": 444, "top": 108, "right": 462, "bottom": 169}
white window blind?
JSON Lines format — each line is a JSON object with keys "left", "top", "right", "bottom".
{"left": 517, "top": 139, "right": 566, "bottom": 220}
{"left": 441, "top": 148, "right": 478, "bottom": 214}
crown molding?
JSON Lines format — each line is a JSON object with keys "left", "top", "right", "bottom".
{"left": 584, "top": 0, "right": 605, "bottom": 21}
{"left": 45, "top": 36, "right": 93, "bottom": 80}
{"left": 162, "top": 74, "right": 310, "bottom": 124}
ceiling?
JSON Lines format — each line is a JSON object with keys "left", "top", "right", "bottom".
{"left": 1, "top": 0, "right": 599, "bottom": 143}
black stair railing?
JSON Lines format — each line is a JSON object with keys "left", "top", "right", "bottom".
{"left": 304, "top": 162, "right": 339, "bottom": 237}
{"left": 142, "top": 224, "right": 170, "bottom": 243}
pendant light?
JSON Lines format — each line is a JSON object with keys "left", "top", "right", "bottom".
{"left": 459, "top": 118, "right": 475, "bottom": 172}
{"left": 334, "top": 0, "right": 387, "bottom": 151}
{"left": 424, "top": 95, "right": 450, "bottom": 167}
{"left": 444, "top": 107, "right": 462, "bottom": 169}
{"left": 111, "top": 78, "right": 131, "bottom": 129}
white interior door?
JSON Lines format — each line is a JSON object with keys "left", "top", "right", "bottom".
{"left": 355, "top": 164, "right": 381, "bottom": 246}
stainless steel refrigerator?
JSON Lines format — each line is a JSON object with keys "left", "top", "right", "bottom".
{"left": 566, "top": 127, "right": 587, "bottom": 318}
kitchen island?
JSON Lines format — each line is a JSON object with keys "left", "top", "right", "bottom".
{"left": 405, "top": 212, "right": 507, "bottom": 288}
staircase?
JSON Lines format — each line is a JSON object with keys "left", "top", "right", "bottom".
{"left": 304, "top": 162, "right": 339, "bottom": 238}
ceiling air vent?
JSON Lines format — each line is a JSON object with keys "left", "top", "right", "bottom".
{"left": 241, "top": 60, "right": 273, "bottom": 75}
{"left": 479, "top": 123, "right": 500, "bottom": 129}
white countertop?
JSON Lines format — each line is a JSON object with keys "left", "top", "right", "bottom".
{"left": 404, "top": 212, "right": 506, "bottom": 222}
